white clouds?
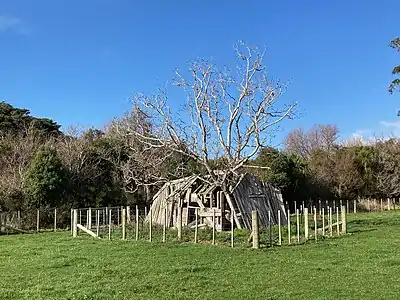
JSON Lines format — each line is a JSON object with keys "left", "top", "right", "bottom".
{"left": 341, "top": 129, "right": 376, "bottom": 146}
{"left": 342, "top": 127, "right": 394, "bottom": 146}
{"left": 379, "top": 120, "right": 400, "bottom": 138}
{"left": 347, "top": 120, "right": 400, "bottom": 145}
{"left": 352, "top": 129, "right": 372, "bottom": 139}
{"left": 380, "top": 120, "right": 400, "bottom": 128}
{"left": 0, "top": 15, "right": 28, "bottom": 35}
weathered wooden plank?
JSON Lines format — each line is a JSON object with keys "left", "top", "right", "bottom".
{"left": 225, "top": 193, "right": 243, "bottom": 229}
{"left": 2, "top": 224, "right": 30, "bottom": 234}
{"left": 147, "top": 173, "right": 287, "bottom": 232}
{"left": 77, "top": 224, "right": 100, "bottom": 239}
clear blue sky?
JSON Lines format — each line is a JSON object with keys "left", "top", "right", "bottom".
{"left": 1, "top": 1, "right": 399, "bottom": 145}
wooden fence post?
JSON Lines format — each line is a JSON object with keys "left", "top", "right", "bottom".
{"left": 177, "top": 206, "right": 182, "bottom": 241}
{"left": 314, "top": 207, "right": 317, "bottom": 241}
{"left": 296, "top": 209, "right": 300, "bottom": 243}
{"left": 54, "top": 208, "right": 57, "bottom": 232}
{"left": 149, "top": 209, "right": 152, "bottom": 242}
{"left": 322, "top": 208, "right": 325, "bottom": 236}
{"left": 268, "top": 210, "right": 272, "bottom": 246}
{"left": 17, "top": 210, "right": 21, "bottom": 229}
{"left": 122, "top": 208, "right": 126, "bottom": 240}
{"left": 88, "top": 208, "right": 92, "bottom": 229}
{"left": 108, "top": 208, "right": 112, "bottom": 240}
{"left": 96, "top": 210, "right": 100, "bottom": 238}
{"left": 341, "top": 206, "right": 347, "bottom": 234}
{"left": 304, "top": 208, "right": 309, "bottom": 240}
{"left": 231, "top": 210, "right": 234, "bottom": 248}
{"left": 278, "top": 210, "right": 282, "bottom": 246}
{"left": 117, "top": 207, "right": 120, "bottom": 226}
{"left": 135, "top": 205, "right": 139, "bottom": 241}
{"left": 194, "top": 208, "right": 198, "bottom": 244}
{"left": 71, "top": 209, "right": 73, "bottom": 235}
{"left": 380, "top": 199, "right": 383, "bottom": 211}
{"left": 353, "top": 201, "right": 356, "bottom": 214}
{"left": 252, "top": 210, "right": 259, "bottom": 249}
{"left": 163, "top": 206, "right": 167, "bottom": 243}
{"left": 72, "top": 209, "right": 78, "bottom": 237}
{"left": 336, "top": 208, "right": 340, "bottom": 236}
{"left": 212, "top": 208, "right": 216, "bottom": 245}
{"left": 126, "top": 206, "right": 131, "bottom": 224}
{"left": 287, "top": 209, "right": 291, "bottom": 245}
{"left": 329, "top": 207, "right": 333, "bottom": 237}
{"left": 36, "top": 209, "right": 40, "bottom": 233}
{"left": 387, "top": 198, "right": 390, "bottom": 211}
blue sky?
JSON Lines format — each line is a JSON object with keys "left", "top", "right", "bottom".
{"left": 0, "top": 1, "right": 399, "bottom": 146}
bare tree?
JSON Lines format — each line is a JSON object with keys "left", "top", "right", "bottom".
{"left": 107, "top": 109, "right": 193, "bottom": 204}
{"left": 0, "top": 128, "right": 54, "bottom": 210}
{"left": 285, "top": 124, "right": 339, "bottom": 159}
{"left": 331, "top": 149, "right": 363, "bottom": 199}
{"left": 374, "top": 138, "right": 400, "bottom": 196}
{"left": 57, "top": 126, "right": 120, "bottom": 198}
{"left": 119, "top": 42, "right": 296, "bottom": 189}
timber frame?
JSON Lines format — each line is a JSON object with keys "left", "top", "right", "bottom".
{"left": 145, "top": 173, "right": 287, "bottom": 231}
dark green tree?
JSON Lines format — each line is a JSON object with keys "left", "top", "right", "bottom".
{"left": 60, "top": 129, "right": 127, "bottom": 208}
{"left": 389, "top": 37, "right": 400, "bottom": 94}
{"left": 24, "top": 146, "right": 67, "bottom": 208}
{"left": 349, "top": 145, "right": 378, "bottom": 197}
{"left": 252, "top": 147, "right": 313, "bottom": 207}
{"left": 0, "top": 101, "right": 61, "bottom": 137}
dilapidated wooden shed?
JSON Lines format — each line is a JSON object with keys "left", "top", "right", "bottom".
{"left": 145, "top": 173, "right": 287, "bottom": 231}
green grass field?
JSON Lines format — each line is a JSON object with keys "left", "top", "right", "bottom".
{"left": 1, "top": 211, "right": 400, "bottom": 300}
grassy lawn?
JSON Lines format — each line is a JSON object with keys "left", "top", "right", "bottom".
{"left": 1, "top": 211, "right": 400, "bottom": 300}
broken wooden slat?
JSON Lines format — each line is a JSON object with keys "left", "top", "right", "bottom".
{"left": 77, "top": 224, "right": 100, "bottom": 239}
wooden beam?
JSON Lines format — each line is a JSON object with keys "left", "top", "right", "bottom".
{"left": 252, "top": 211, "right": 259, "bottom": 249}
{"left": 225, "top": 193, "right": 242, "bottom": 229}
{"left": 72, "top": 209, "right": 77, "bottom": 237}
{"left": 190, "top": 194, "right": 213, "bottom": 224}
{"left": 3, "top": 224, "right": 30, "bottom": 234}
{"left": 198, "top": 211, "right": 222, "bottom": 217}
{"left": 77, "top": 224, "right": 101, "bottom": 239}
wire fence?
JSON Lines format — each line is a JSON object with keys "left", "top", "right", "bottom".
{"left": 71, "top": 205, "right": 348, "bottom": 249}
{"left": 288, "top": 197, "right": 399, "bottom": 215}
{"left": 0, "top": 207, "right": 71, "bottom": 234}
{"left": 2, "top": 197, "right": 392, "bottom": 243}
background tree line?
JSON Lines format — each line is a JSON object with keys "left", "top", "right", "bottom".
{"left": 1, "top": 101, "right": 400, "bottom": 214}
{"left": 0, "top": 101, "right": 193, "bottom": 212}
{"left": 251, "top": 124, "right": 400, "bottom": 206}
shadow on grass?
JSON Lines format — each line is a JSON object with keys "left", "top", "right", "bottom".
{"left": 349, "top": 217, "right": 400, "bottom": 227}
{"left": 348, "top": 228, "right": 378, "bottom": 234}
